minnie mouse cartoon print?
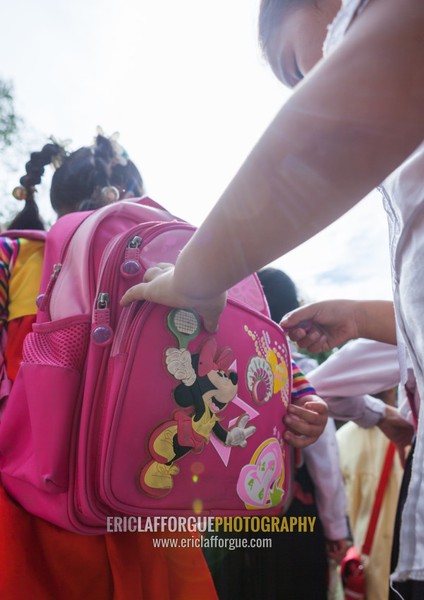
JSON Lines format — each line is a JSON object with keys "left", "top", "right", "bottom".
{"left": 139, "top": 310, "right": 256, "bottom": 497}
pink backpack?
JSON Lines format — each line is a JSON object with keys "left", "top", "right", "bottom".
{"left": 0, "top": 198, "right": 293, "bottom": 533}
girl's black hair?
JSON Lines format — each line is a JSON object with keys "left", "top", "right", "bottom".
{"left": 9, "top": 143, "right": 62, "bottom": 230}
{"left": 51, "top": 134, "right": 144, "bottom": 215}
{"left": 257, "top": 267, "right": 299, "bottom": 323}
{"left": 258, "top": 0, "right": 315, "bottom": 60}
{"left": 9, "top": 134, "right": 145, "bottom": 230}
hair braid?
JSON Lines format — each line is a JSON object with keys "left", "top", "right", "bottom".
{"left": 9, "top": 143, "right": 63, "bottom": 230}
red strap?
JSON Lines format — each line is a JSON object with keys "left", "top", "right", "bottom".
{"left": 361, "top": 441, "right": 396, "bottom": 556}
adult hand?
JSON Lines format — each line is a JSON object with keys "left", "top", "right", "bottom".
{"left": 280, "top": 300, "right": 360, "bottom": 353}
{"left": 378, "top": 405, "right": 414, "bottom": 467}
{"left": 283, "top": 394, "right": 328, "bottom": 448}
{"left": 327, "top": 539, "right": 349, "bottom": 564}
{"left": 121, "top": 263, "right": 226, "bottom": 333}
{"left": 281, "top": 299, "right": 396, "bottom": 351}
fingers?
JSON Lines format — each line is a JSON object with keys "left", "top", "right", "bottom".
{"left": 326, "top": 539, "right": 348, "bottom": 563}
{"left": 121, "top": 282, "right": 148, "bottom": 306}
{"left": 280, "top": 310, "right": 318, "bottom": 330}
{"left": 120, "top": 260, "right": 227, "bottom": 334}
{"left": 121, "top": 264, "right": 175, "bottom": 307}
{"left": 283, "top": 398, "right": 328, "bottom": 448}
{"left": 202, "top": 311, "right": 220, "bottom": 334}
{"left": 199, "top": 293, "right": 227, "bottom": 334}
{"left": 143, "top": 263, "right": 174, "bottom": 282}
{"left": 283, "top": 321, "right": 330, "bottom": 353}
{"left": 378, "top": 405, "right": 414, "bottom": 446}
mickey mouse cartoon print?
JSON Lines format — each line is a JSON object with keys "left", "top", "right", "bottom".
{"left": 140, "top": 313, "right": 256, "bottom": 497}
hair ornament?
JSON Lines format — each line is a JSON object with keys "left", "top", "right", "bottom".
{"left": 49, "top": 135, "right": 71, "bottom": 170}
{"left": 95, "top": 126, "right": 129, "bottom": 167}
{"left": 12, "top": 185, "right": 28, "bottom": 201}
{"left": 101, "top": 185, "right": 120, "bottom": 204}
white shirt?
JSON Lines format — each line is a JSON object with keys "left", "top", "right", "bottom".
{"left": 293, "top": 348, "right": 348, "bottom": 540}
{"left": 307, "top": 339, "right": 400, "bottom": 427}
{"left": 324, "top": 0, "right": 424, "bottom": 582}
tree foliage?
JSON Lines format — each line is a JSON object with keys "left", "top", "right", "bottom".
{"left": 0, "top": 79, "right": 23, "bottom": 226}
{"left": 0, "top": 79, "right": 20, "bottom": 151}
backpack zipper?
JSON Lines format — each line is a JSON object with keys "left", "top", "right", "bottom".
{"left": 94, "top": 221, "right": 195, "bottom": 344}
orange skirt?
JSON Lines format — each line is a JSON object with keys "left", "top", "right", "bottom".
{"left": 1, "top": 317, "right": 218, "bottom": 600}
{"left": 0, "top": 487, "right": 218, "bottom": 599}
{"left": 5, "top": 315, "right": 36, "bottom": 381}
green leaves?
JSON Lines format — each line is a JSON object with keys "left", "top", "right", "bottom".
{"left": 0, "top": 79, "right": 20, "bottom": 151}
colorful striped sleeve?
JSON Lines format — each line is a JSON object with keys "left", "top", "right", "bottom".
{"left": 0, "top": 237, "right": 19, "bottom": 325}
{"left": 291, "top": 360, "right": 316, "bottom": 400}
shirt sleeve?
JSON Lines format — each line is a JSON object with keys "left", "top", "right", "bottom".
{"left": 307, "top": 339, "right": 400, "bottom": 397}
{"left": 306, "top": 339, "right": 400, "bottom": 426}
{"left": 303, "top": 419, "right": 349, "bottom": 540}
{"left": 324, "top": 394, "right": 386, "bottom": 428}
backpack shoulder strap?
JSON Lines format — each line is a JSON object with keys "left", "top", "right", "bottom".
{"left": 3, "top": 229, "right": 47, "bottom": 242}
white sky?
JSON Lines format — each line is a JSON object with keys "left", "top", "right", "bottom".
{"left": 1, "top": 0, "right": 393, "bottom": 303}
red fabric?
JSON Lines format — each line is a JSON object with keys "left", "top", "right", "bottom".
{"left": 174, "top": 410, "right": 206, "bottom": 451}
{"left": 0, "top": 487, "right": 217, "bottom": 599}
{"left": 361, "top": 441, "right": 396, "bottom": 556}
{"left": 4, "top": 316, "right": 36, "bottom": 381}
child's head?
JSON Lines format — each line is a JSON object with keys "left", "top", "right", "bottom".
{"left": 258, "top": 0, "right": 340, "bottom": 87}
{"left": 257, "top": 267, "right": 299, "bottom": 323}
{"left": 10, "top": 132, "right": 145, "bottom": 230}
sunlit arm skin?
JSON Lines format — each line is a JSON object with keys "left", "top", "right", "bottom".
{"left": 122, "top": 0, "right": 424, "bottom": 333}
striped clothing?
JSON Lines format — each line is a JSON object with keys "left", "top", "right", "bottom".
{"left": 0, "top": 237, "right": 18, "bottom": 325}
{"left": 0, "top": 236, "right": 44, "bottom": 325}
{"left": 291, "top": 360, "right": 316, "bottom": 400}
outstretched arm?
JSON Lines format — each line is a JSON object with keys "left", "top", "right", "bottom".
{"left": 122, "top": 0, "right": 424, "bottom": 332}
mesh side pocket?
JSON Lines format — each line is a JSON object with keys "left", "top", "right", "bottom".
{"left": 0, "top": 316, "right": 91, "bottom": 492}
{"left": 23, "top": 317, "right": 91, "bottom": 370}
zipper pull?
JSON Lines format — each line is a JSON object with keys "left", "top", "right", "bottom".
{"left": 36, "top": 263, "right": 62, "bottom": 312}
{"left": 120, "top": 235, "right": 142, "bottom": 278}
{"left": 92, "top": 292, "right": 113, "bottom": 346}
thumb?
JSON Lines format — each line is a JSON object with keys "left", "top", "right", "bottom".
{"left": 200, "top": 303, "right": 225, "bottom": 334}
{"left": 199, "top": 293, "right": 227, "bottom": 334}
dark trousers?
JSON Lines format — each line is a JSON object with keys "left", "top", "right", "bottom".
{"left": 389, "top": 440, "right": 424, "bottom": 600}
{"left": 203, "top": 464, "right": 328, "bottom": 600}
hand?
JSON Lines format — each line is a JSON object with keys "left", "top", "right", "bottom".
{"left": 281, "top": 299, "right": 396, "bottom": 350}
{"left": 327, "top": 539, "right": 349, "bottom": 564}
{"left": 378, "top": 404, "right": 414, "bottom": 466}
{"left": 280, "top": 300, "right": 360, "bottom": 353}
{"left": 225, "top": 414, "right": 256, "bottom": 447}
{"left": 120, "top": 263, "right": 227, "bottom": 333}
{"left": 283, "top": 394, "right": 328, "bottom": 448}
